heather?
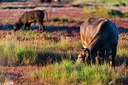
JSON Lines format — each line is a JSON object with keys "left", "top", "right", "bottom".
{"left": 0, "top": 1, "right": 128, "bottom": 85}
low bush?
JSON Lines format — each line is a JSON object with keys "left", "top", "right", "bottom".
{"left": 113, "top": 4, "right": 120, "bottom": 7}
{"left": 119, "top": 2, "right": 126, "bottom": 6}
{"left": 108, "top": 9, "right": 124, "bottom": 17}
{"left": 62, "top": 18, "right": 69, "bottom": 22}
{"left": 52, "top": 18, "right": 61, "bottom": 22}
{"left": 124, "top": 12, "right": 128, "bottom": 17}
{"left": 83, "top": 8, "right": 124, "bottom": 17}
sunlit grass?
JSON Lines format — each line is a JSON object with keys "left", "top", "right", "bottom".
{"left": 0, "top": 37, "right": 81, "bottom": 66}
{"left": 0, "top": 35, "right": 127, "bottom": 66}
{"left": 0, "top": 31, "right": 127, "bottom": 84}
{"left": 73, "top": 0, "right": 128, "bottom": 5}
{"left": 29, "top": 60, "right": 117, "bottom": 85}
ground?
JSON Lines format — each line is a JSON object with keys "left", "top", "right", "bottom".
{"left": 0, "top": 1, "right": 128, "bottom": 85}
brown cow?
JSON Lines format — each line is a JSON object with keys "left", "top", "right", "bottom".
{"left": 77, "top": 18, "right": 118, "bottom": 67}
{"left": 13, "top": 10, "right": 48, "bottom": 32}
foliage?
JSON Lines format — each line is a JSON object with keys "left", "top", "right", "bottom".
{"left": 52, "top": 18, "right": 61, "bottom": 22}
{"left": 62, "top": 18, "right": 69, "bottom": 22}
{"left": 73, "top": 0, "right": 128, "bottom": 5}
{"left": 113, "top": 2, "right": 126, "bottom": 6}
{"left": 2, "top": 0, "right": 19, "bottom": 2}
{"left": 108, "top": 9, "right": 124, "bottom": 17}
{"left": 119, "top": 2, "right": 126, "bottom": 6}
{"left": 124, "top": 12, "right": 128, "bottom": 17}
{"left": 0, "top": 2, "right": 128, "bottom": 84}
{"left": 113, "top": 3, "right": 120, "bottom": 7}
{"left": 83, "top": 8, "right": 124, "bottom": 17}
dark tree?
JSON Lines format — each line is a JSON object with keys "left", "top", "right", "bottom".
{"left": 58, "top": 0, "right": 61, "bottom": 3}
{"left": 47, "top": 0, "right": 52, "bottom": 3}
{"left": 40, "top": 0, "right": 52, "bottom": 3}
{"left": 40, "top": 0, "right": 45, "bottom": 3}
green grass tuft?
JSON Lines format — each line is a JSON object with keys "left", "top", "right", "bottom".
{"left": 30, "top": 61, "right": 117, "bottom": 84}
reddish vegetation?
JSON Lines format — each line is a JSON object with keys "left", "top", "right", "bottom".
{"left": 0, "top": 65, "right": 128, "bottom": 84}
{"left": 0, "top": 66, "right": 42, "bottom": 84}
{"left": 113, "top": 21, "right": 128, "bottom": 28}
{"left": 0, "top": 2, "right": 128, "bottom": 84}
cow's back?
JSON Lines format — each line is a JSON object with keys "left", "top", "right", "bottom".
{"left": 102, "top": 19, "right": 118, "bottom": 47}
{"left": 19, "top": 10, "right": 44, "bottom": 23}
{"left": 80, "top": 18, "right": 108, "bottom": 48}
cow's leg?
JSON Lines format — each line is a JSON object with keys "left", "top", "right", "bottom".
{"left": 27, "top": 23, "right": 31, "bottom": 30}
{"left": 23, "top": 14, "right": 27, "bottom": 31}
{"left": 37, "top": 22, "right": 43, "bottom": 32}
{"left": 87, "top": 30, "right": 109, "bottom": 64}
{"left": 91, "top": 51, "right": 97, "bottom": 64}
{"left": 105, "top": 49, "right": 112, "bottom": 65}
{"left": 41, "top": 12, "right": 45, "bottom": 31}
{"left": 38, "top": 23, "right": 45, "bottom": 31}
{"left": 42, "top": 23, "right": 45, "bottom": 31}
{"left": 99, "top": 49, "right": 105, "bottom": 65}
{"left": 112, "top": 46, "right": 117, "bottom": 67}
{"left": 36, "top": 16, "right": 44, "bottom": 32}
{"left": 23, "top": 23, "right": 26, "bottom": 30}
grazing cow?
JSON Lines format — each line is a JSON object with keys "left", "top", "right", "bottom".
{"left": 13, "top": 10, "right": 48, "bottom": 32}
{"left": 76, "top": 18, "right": 118, "bottom": 67}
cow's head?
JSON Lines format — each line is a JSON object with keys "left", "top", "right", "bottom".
{"left": 13, "top": 22, "right": 22, "bottom": 31}
{"left": 76, "top": 48, "right": 90, "bottom": 64}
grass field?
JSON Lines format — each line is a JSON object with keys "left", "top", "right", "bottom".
{"left": 0, "top": 1, "right": 128, "bottom": 85}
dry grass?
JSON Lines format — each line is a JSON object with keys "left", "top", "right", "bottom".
{"left": 118, "top": 39, "right": 128, "bottom": 49}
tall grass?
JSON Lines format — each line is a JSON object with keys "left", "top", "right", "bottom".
{"left": 29, "top": 60, "right": 117, "bottom": 85}
{"left": 0, "top": 37, "right": 82, "bottom": 66}
{"left": 0, "top": 33, "right": 127, "bottom": 84}
{"left": 0, "top": 34, "right": 127, "bottom": 66}
{"left": 83, "top": 7, "right": 126, "bottom": 18}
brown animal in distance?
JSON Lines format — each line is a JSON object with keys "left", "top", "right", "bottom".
{"left": 77, "top": 18, "right": 118, "bottom": 67}
{"left": 13, "top": 10, "right": 48, "bottom": 32}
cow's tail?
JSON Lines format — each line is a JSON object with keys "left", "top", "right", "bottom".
{"left": 43, "top": 10, "right": 48, "bottom": 21}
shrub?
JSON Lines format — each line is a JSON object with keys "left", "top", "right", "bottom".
{"left": 94, "top": 5, "right": 99, "bottom": 10}
{"left": 83, "top": 8, "right": 111, "bottom": 17}
{"left": 120, "top": 2, "right": 126, "bottom": 6}
{"left": 53, "top": 18, "right": 61, "bottom": 22}
{"left": 62, "top": 18, "right": 69, "bottom": 22}
{"left": 108, "top": 9, "right": 124, "bottom": 17}
{"left": 124, "top": 12, "right": 128, "bottom": 17}
{"left": 113, "top": 2, "right": 126, "bottom": 7}
{"left": 1, "top": 0, "right": 19, "bottom": 2}
{"left": 113, "top": 4, "right": 120, "bottom": 7}
{"left": 15, "top": 47, "right": 35, "bottom": 65}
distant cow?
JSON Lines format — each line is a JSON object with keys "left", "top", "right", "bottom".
{"left": 76, "top": 18, "right": 118, "bottom": 67}
{"left": 13, "top": 10, "right": 48, "bottom": 32}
